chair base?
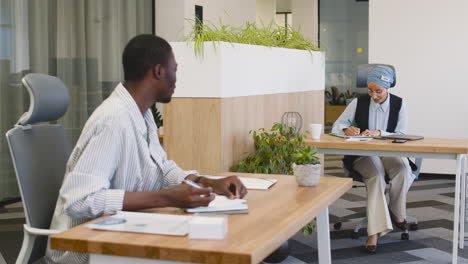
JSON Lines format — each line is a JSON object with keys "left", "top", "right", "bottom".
{"left": 342, "top": 215, "right": 418, "bottom": 240}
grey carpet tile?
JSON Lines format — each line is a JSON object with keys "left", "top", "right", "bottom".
{"left": 440, "top": 192, "right": 455, "bottom": 198}
{"left": 339, "top": 192, "right": 366, "bottom": 202}
{"left": 0, "top": 207, "right": 23, "bottom": 214}
{"left": 409, "top": 183, "right": 455, "bottom": 191}
{"left": 0, "top": 231, "right": 23, "bottom": 264}
{"left": 406, "top": 248, "right": 468, "bottom": 264}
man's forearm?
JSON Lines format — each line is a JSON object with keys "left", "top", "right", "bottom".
{"left": 122, "top": 190, "right": 169, "bottom": 211}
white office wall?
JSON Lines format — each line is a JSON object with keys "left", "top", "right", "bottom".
{"left": 155, "top": 0, "right": 256, "bottom": 41}
{"left": 276, "top": 0, "right": 291, "bottom": 13}
{"left": 256, "top": 0, "right": 276, "bottom": 25}
{"left": 291, "top": 0, "right": 318, "bottom": 42}
{"left": 155, "top": 0, "right": 185, "bottom": 41}
{"left": 370, "top": 0, "right": 468, "bottom": 174}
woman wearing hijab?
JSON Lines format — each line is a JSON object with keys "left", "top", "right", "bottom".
{"left": 331, "top": 66, "right": 415, "bottom": 253}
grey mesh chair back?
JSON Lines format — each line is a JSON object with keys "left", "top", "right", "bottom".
{"left": 356, "top": 63, "right": 396, "bottom": 88}
{"left": 5, "top": 73, "right": 71, "bottom": 264}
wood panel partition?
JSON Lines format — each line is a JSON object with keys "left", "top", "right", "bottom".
{"left": 164, "top": 90, "right": 324, "bottom": 174}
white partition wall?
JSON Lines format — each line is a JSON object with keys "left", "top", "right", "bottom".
{"left": 369, "top": 0, "right": 468, "bottom": 174}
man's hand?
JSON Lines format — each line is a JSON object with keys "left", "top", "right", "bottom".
{"left": 161, "top": 184, "right": 214, "bottom": 208}
{"left": 344, "top": 126, "right": 361, "bottom": 136}
{"left": 200, "top": 176, "right": 248, "bottom": 199}
{"left": 360, "top": 129, "right": 381, "bottom": 137}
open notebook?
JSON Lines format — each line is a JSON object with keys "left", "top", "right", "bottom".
{"left": 186, "top": 194, "right": 248, "bottom": 213}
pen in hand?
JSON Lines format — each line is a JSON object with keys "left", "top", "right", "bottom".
{"left": 183, "top": 179, "right": 202, "bottom": 189}
{"left": 347, "top": 119, "right": 360, "bottom": 135}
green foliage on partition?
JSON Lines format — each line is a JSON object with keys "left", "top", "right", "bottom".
{"left": 185, "top": 18, "right": 321, "bottom": 59}
{"left": 229, "top": 123, "right": 319, "bottom": 175}
{"left": 325, "top": 86, "right": 361, "bottom": 105}
{"left": 151, "top": 104, "right": 163, "bottom": 128}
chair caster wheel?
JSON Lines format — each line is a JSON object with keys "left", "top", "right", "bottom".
{"left": 334, "top": 223, "right": 342, "bottom": 230}
{"left": 409, "top": 223, "right": 418, "bottom": 231}
{"left": 351, "top": 232, "right": 359, "bottom": 239}
{"left": 401, "top": 233, "right": 409, "bottom": 240}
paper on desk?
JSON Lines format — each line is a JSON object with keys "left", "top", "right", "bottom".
{"left": 186, "top": 195, "right": 248, "bottom": 213}
{"left": 87, "top": 211, "right": 191, "bottom": 236}
{"left": 204, "top": 175, "right": 278, "bottom": 190}
{"left": 346, "top": 137, "right": 372, "bottom": 142}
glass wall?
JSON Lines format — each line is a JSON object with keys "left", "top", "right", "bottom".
{"left": 320, "top": 0, "right": 368, "bottom": 98}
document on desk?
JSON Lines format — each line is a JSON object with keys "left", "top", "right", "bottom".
{"left": 87, "top": 211, "right": 191, "bottom": 236}
{"left": 346, "top": 137, "right": 372, "bottom": 142}
{"left": 204, "top": 175, "right": 278, "bottom": 190}
{"left": 186, "top": 195, "right": 248, "bottom": 213}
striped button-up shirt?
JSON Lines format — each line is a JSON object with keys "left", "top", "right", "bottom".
{"left": 46, "top": 83, "right": 193, "bottom": 264}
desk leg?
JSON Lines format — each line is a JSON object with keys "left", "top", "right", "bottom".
{"left": 453, "top": 155, "right": 463, "bottom": 263}
{"left": 317, "top": 207, "right": 331, "bottom": 264}
{"left": 460, "top": 154, "right": 466, "bottom": 248}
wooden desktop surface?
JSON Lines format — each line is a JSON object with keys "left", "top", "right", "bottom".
{"left": 50, "top": 173, "right": 352, "bottom": 264}
{"left": 306, "top": 134, "right": 468, "bottom": 154}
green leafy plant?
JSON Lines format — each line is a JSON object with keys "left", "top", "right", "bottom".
{"left": 185, "top": 19, "right": 321, "bottom": 59}
{"left": 230, "top": 123, "right": 319, "bottom": 235}
{"left": 230, "top": 123, "right": 319, "bottom": 175}
{"left": 151, "top": 104, "right": 163, "bottom": 128}
{"left": 325, "top": 86, "right": 360, "bottom": 105}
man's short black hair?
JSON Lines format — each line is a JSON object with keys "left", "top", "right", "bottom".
{"left": 122, "top": 34, "right": 172, "bottom": 82}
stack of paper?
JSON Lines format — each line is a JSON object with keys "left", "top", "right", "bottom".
{"left": 189, "top": 216, "right": 227, "bottom": 240}
{"left": 186, "top": 195, "right": 248, "bottom": 213}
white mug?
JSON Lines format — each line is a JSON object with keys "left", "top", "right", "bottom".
{"left": 309, "top": 123, "right": 322, "bottom": 140}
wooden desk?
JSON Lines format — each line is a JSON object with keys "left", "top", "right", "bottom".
{"left": 51, "top": 173, "right": 351, "bottom": 264}
{"left": 306, "top": 134, "right": 468, "bottom": 264}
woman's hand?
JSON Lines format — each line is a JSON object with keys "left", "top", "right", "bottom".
{"left": 344, "top": 126, "right": 361, "bottom": 136}
{"left": 360, "top": 129, "right": 381, "bottom": 137}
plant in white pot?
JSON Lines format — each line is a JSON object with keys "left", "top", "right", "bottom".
{"left": 292, "top": 147, "right": 321, "bottom": 187}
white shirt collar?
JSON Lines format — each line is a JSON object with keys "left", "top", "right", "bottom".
{"left": 370, "top": 93, "right": 390, "bottom": 112}
{"left": 113, "top": 83, "right": 154, "bottom": 135}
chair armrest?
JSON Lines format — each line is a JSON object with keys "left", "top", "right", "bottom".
{"left": 24, "top": 224, "right": 61, "bottom": 236}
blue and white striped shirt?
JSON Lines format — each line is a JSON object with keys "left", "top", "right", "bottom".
{"left": 46, "top": 83, "right": 192, "bottom": 263}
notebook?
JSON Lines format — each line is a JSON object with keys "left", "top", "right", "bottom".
{"left": 186, "top": 195, "right": 248, "bottom": 213}
{"left": 383, "top": 134, "right": 424, "bottom": 141}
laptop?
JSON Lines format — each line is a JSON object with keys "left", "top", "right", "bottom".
{"left": 383, "top": 134, "right": 424, "bottom": 141}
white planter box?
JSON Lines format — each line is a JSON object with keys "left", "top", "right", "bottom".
{"left": 170, "top": 41, "right": 325, "bottom": 98}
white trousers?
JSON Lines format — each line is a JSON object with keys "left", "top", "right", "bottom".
{"left": 353, "top": 156, "right": 415, "bottom": 237}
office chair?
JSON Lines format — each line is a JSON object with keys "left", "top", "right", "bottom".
{"left": 333, "top": 64, "right": 421, "bottom": 241}
{"left": 5, "top": 73, "right": 71, "bottom": 264}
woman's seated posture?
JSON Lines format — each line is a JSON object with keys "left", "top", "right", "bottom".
{"left": 331, "top": 65, "right": 415, "bottom": 253}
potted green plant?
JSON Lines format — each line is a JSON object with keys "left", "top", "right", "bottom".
{"left": 292, "top": 147, "right": 321, "bottom": 187}
{"left": 230, "top": 123, "right": 319, "bottom": 236}
{"left": 229, "top": 123, "right": 319, "bottom": 175}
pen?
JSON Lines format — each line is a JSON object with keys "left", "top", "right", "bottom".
{"left": 183, "top": 179, "right": 202, "bottom": 189}
{"left": 347, "top": 119, "right": 353, "bottom": 126}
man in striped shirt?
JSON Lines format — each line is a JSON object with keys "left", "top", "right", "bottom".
{"left": 46, "top": 35, "right": 247, "bottom": 264}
